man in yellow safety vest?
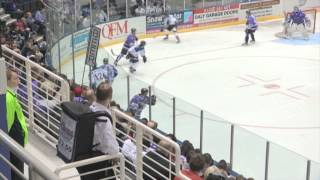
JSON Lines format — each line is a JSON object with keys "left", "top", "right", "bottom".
{"left": 6, "top": 68, "right": 28, "bottom": 180}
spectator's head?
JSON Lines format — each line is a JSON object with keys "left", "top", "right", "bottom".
{"left": 96, "top": 81, "right": 113, "bottom": 103}
{"left": 157, "top": 139, "right": 173, "bottom": 157}
{"left": 140, "top": 117, "right": 148, "bottom": 125}
{"left": 203, "top": 153, "right": 214, "bottom": 171}
{"left": 186, "top": 150, "right": 196, "bottom": 163}
{"left": 217, "top": 160, "right": 229, "bottom": 174}
{"left": 110, "top": 101, "right": 121, "bottom": 110}
{"left": 147, "top": 120, "right": 157, "bottom": 129}
{"left": 73, "top": 86, "right": 82, "bottom": 97}
{"left": 181, "top": 140, "right": 194, "bottom": 157}
{"left": 6, "top": 68, "right": 19, "bottom": 89}
{"left": 166, "top": 133, "right": 176, "bottom": 142}
{"left": 235, "top": 175, "right": 244, "bottom": 180}
{"left": 83, "top": 88, "right": 95, "bottom": 105}
{"left": 194, "top": 148, "right": 201, "bottom": 154}
{"left": 189, "top": 153, "right": 205, "bottom": 172}
{"left": 206, "top": 173, "right": 226, "bottom": 180}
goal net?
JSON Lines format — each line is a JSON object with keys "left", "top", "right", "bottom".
{"left": 276, "top": 9, "right": 316, "bottom": 39}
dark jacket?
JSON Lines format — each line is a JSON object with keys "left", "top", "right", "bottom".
{"left": 142, "top": 150, "right": 175, "bottom": 180}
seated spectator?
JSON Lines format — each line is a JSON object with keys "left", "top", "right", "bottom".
{"left": 135, "top": 6, "right": 146, "bottom": 16}
{"left": 206, "top": 173, "right": 226, "bottom": 180}
{"left": 180, "top": 140, "right": 194, "bottom": 170}
{"left": 175, "top": 153, "right": 205, "bottom": 180}
{"left": 82, "top": 88, "right": 95, "bottom": 105}
{"left": 73, "top": 85, "right": 84, "bottom": 102}
{"left": 202, "top": 153, "right": 214, "bottom": 175}
{"left": 204, "top": 160, "right": 229, "bottom": 179}
{"left": 143, "top": 139, "right": 175, "bottom": 180}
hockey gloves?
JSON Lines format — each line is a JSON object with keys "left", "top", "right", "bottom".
{"left": 151, "top": 95, "right": 156, "bottom": 105}
{"left": 143, "top": 56, "right": 147, "bottom": 63}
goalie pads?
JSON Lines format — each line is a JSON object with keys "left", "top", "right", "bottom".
{"left": 151, "top": 95, "right": 156, "bottom": 105}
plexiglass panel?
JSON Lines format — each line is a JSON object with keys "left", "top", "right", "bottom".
{"left": 310, "top": 161, "right": 320, "bottom": 180}
{"left": 175, "top": 98, "right": 201, "bottom": 148}
{"left": 268, "top": 142, "right": 308, "bottom": 180}
{"left": 233, "top": 126, "right": 266, "bottom": 180}
{"left": 151, "top": 88, "right": 174, "bottom": 134}
{"left": 203, "top": 111, "right": 231, "bottom": 162}
{"left": 165, "top": 0, "right": 184, "bottom": 12}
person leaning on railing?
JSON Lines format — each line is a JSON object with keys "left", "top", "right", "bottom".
{"left": 6, "top": 67, "right": 28, "bottom": 180}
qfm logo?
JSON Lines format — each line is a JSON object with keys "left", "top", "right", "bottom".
{"left": 101, "top": 20, "right": 129, "bottom": 39}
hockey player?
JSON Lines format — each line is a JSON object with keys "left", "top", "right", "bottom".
{"left": 114, "top": 28, "right": 138, "bottom": 66}
{"left": 242, "top": 10, "right": 258, "bottom": 46}
{"left": 126, "top": 40, "right": 147, "bottom": 73}
{"left": 285, "top": 6, "right": 310, "bottom": 38}
{"left": 163, "top": 14, "right": 181, "bottom": 43}
{"left": 127, "top": 88, "right": 156, "bottom": 120}
{"left": 90, "top": 58, "right": 118, "bottom": 89}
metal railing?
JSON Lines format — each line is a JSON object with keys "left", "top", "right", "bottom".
{"left": 55, "top": 153, "right": 125, "bottom": 180}
{"left": 0, "top": 130, "right": 60, "bottom": 180}
{"left": 111, "top": 108, "right": 190, "bottom": 180}
{"left": 1, "top": 43, "right": 189, "bottom": 180}
{"left": 1, "top": 45, "right": 70, "bottom": 145}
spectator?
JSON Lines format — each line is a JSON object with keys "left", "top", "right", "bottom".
{"left": 235, "top": 175, "right": 244, "bottom": 180}
{"left": 202, "top": 153, "right": 214, "bottom": 175}
{"left": 77, "top": 81, "right": 119, "bottom": 180}
{"left": 82, "top": 88, "right": 95, "bottom": 105}
{"left": 175, "top": 153, "right": 205, "bottom": 180}
{"left": 204, "top": 160, "right": 229, "bottom": 179}
{"left": 206, "top": 173, "right": 226, "bottom": 180}
{"left": 180, "top": 140, "right": 194, "bottom": 170}
{"left": 6, "top": 68, "right": 29, "bottom": 180}
{"left": 143, "top": 139, "right": 175, "bottom": 180}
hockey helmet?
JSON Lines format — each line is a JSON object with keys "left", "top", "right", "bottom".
{"left": 140, "top": 40, "right": 146, "bottom": 47}
{"left": 103, "top": 58, "right": 109, "bottom": 64}
{"left": 141, "top": 88, "right": 148, "bottom": 95}
{"left": 131, "top": 28, "right": 137, "bottom": 34}
{"left": 293, "top": 6, "right": 299, "bottom": 12}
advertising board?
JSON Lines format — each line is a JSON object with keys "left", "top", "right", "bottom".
{"left": 193, "top": 3, "right": 240, "bottom": 25}
{"left": 239, "top": 0, "right": 282, "bottom": 19}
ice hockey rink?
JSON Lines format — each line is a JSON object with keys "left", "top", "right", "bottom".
{"left": 59, "top": 13, "right": 320, "bottom": 179}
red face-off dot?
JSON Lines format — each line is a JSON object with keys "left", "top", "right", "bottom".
{"left": 264, "top": 84, "right": 281, "bottom": 89}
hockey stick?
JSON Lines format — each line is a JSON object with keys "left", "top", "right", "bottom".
{"left": 110, "top": 48, "right": 119, "bottom": 57}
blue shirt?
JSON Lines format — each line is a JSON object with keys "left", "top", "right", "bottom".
{"left": 124, "top": 34, "right": 137, "bottom": 49}
{"left": 246, "top": 15, "right": 258, "bottom": 30}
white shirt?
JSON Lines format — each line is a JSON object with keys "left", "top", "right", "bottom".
{"left": 165, "top": 15, "right": 178, "bottom": 26}
{"left": 122, "top": 138, "right": 137, "bottom": 162}
{"left": 90, "top": 102, "right": 119, "bottom": 155}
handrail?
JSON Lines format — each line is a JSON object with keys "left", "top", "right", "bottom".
{"left": 55, "top": 153, "right": 125, "bottom": 179}
{"left": 111, "top": 108, "right": 191, "bottom": 180}
{"left": 1, "top": 45, "right": 70, "bottom": 102}
{"left": 0, "top": 130, "right": 60, "bottom": 180}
